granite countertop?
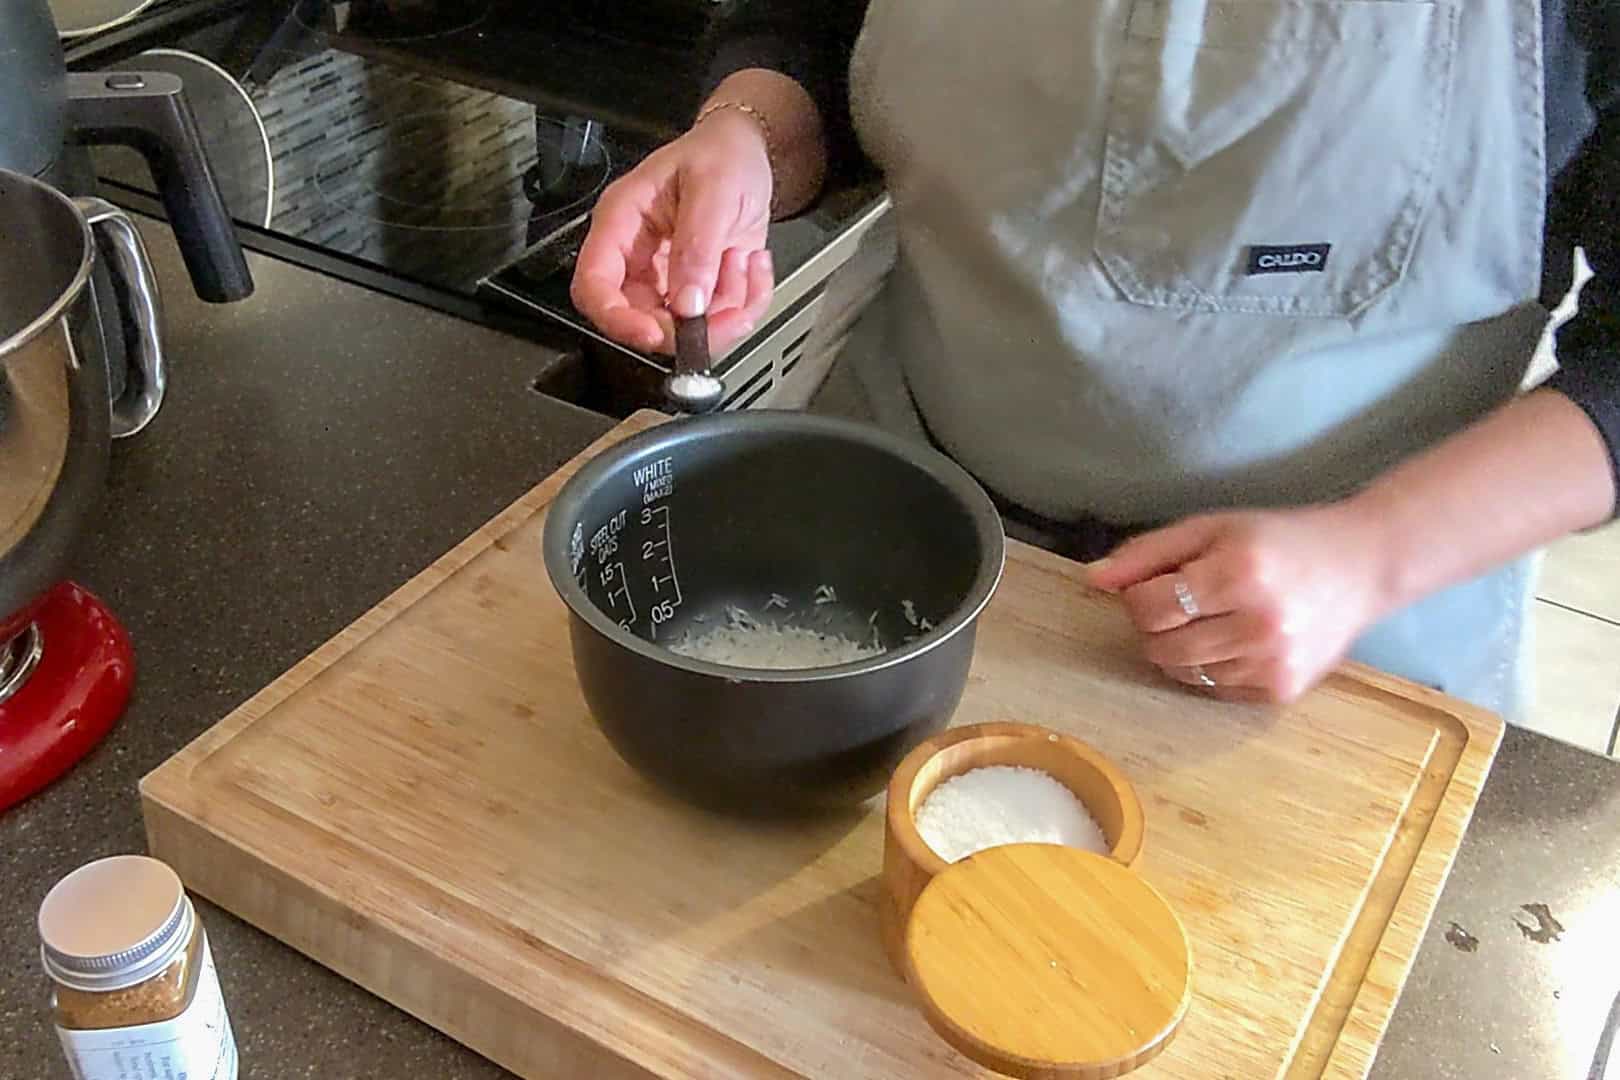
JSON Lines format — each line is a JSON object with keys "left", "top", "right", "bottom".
{"left": 1, "top": 216, "right": 610, "bottom": 1078}
{"left": 2, "top": 219, "right": 1617, "bottom": 1079}
{"left": 1375, "top": 725, "right": 1620, "bottom": 1079}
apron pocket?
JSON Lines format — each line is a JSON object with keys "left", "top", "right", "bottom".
{"left": 1095, "top": 0, "right": 1459, "bottom": 317}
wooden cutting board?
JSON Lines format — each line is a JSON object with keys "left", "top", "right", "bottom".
{"left": 140, "top": 412, "right": 1503, "bottom": 1079}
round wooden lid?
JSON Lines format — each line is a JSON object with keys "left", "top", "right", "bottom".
{"left": 904, "top": 844, "right": 1191, "bottom": 1079}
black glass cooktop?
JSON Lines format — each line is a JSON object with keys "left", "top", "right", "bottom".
{"left": 64, "top": 0, "right": 879, "bottom": 358}
{"left": 71, "top": 2, "right": 659, "bottom": 293}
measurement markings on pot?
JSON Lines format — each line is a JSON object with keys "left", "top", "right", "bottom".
{"left": 635, "top": 456, "right": 674, "bottom": 504}
{"left": 589, "top": 509, "right": 636, "bottom": 629}
{"left": 640, "top": 504, "right": 683, "bottom": 632}
{"left": 580, "top": 456, "right": 687, "bottom": 637}
{"left": 633, "top": 456, "right": 683, "bottom": 633}
{"left": 570, "top": 523, "right": 586, "bottom": 580}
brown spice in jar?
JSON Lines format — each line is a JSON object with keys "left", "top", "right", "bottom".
{"left": 52, "top": 926, "right": 205, "bottom": 1030}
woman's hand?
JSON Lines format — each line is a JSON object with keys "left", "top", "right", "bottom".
{"left": 1084, "top": 504, "right": 1393, "bottom": 703}
{"left": 570, "top": 108, "right": 775, "bottom": 355}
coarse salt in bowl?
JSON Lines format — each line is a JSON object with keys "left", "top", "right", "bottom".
{"left": 880, "top": 721, "right": 1145, "bottom": 976}
{"left": 915, "top": 764, "right": 1109, "bottom": 863}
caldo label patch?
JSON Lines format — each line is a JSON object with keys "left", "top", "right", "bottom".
{"left": 1245, "top": 243, "right": 1331, "bottom": 275}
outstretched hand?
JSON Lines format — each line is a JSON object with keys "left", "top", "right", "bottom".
{"left": 1085, "top": 505, "right": 1392, "bottom": 703}
{"left": 570, "top": 108, "right": 776, "bottom": 356}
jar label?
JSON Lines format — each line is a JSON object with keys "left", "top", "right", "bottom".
{"left": 56, "top": 938, "right": 238, "bottom": 1080}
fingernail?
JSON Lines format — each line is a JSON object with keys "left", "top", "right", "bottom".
{"left": 1088, "top": 557, "right": 1112, "bottom": 573}
{"left": 674, "top": 285, "right": 707, "bottom": 318}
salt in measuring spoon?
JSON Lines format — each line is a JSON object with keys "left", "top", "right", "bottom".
{"left": 665, "top": 316, "right": 725, "bottom": 414}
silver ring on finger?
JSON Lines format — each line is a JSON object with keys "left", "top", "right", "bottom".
{"left": 1173, "top": 578, "right": 1201, "bottom": 619}
{"left": 1190, "top": 664, "right": 1217, "bottom": 689}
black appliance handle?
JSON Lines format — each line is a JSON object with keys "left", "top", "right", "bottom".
{"left": 65, "top": 71, "right": 254, "bottom": 303}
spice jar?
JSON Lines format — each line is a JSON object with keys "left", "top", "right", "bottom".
{"left": 38, "top": 855, "right": 238, "bottom": 1080}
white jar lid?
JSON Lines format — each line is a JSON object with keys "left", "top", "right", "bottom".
{"left": 38, "top": 855, "right": 193, "bottom": 992}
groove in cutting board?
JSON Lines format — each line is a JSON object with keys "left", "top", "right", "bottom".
{"left": 141, "top": 412, "right": 1503, "bottom": 1079}
{"left": 1286, "top": 683, "right": 1468, "bottom": 1078}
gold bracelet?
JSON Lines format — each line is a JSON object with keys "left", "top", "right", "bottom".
{"left": 694, "top": 99, "right": 781, "bottom": 216}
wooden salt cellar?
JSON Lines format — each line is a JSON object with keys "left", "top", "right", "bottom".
{"left": 882, "top": 722, "right": 1191, "bottom": 1079}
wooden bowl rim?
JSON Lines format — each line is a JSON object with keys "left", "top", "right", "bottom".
{"left": 885, "top": 720, "right": 1146, "bottom": 877}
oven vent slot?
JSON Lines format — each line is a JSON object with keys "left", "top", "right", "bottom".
{"left": 780, "top": 328, "right": 813, "bottom": 378}
{"left": 721, "top": 362, "right": 774, "bottom": 410}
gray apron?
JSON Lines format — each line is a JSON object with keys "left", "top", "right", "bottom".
{"left": 836, "top": 0, "right": 1548, "bottom": 719}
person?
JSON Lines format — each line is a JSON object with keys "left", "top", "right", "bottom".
{"left": 570, "top": 0, "right": 1619, "bottom": 718}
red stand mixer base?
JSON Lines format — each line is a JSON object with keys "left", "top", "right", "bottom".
{"left": 0, "top": 582, "right": 134, "bottom": 812}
